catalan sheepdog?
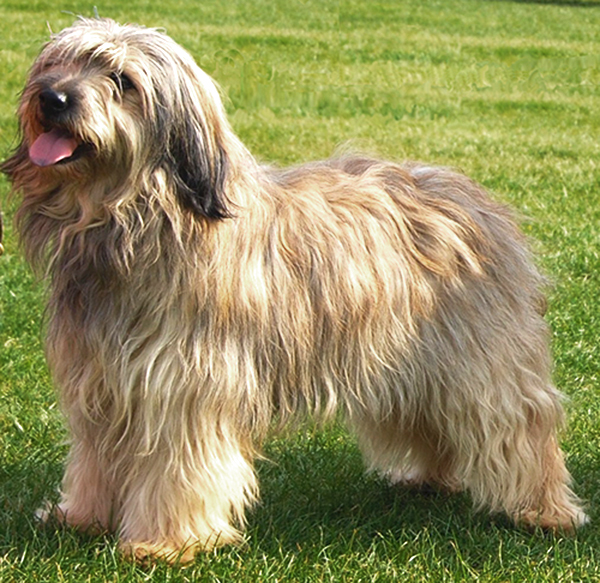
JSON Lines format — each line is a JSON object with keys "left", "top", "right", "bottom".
{"left": 2, "top": 17, "right": 587, "bottom": 562}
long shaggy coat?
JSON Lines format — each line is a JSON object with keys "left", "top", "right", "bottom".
{"left": 2, "top": 17, "right": 587, "bottom": 562}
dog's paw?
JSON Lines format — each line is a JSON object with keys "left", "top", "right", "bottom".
{"left": 34, "top": 501, "right": 108, "bottom": 535}
{"left": 385, "top": 468, "right": 462, "bottom": 494}
{"left": 385, "top": 468, "right": 428, "bottom": 488}
{"left": 35, "top": 502, "right": 67, "bottom": 526}
{"left": 119, "top": 540, "right": 198, "bottom": 565}
{"left": 517, "top": 505, "right": 590, "bottom": 533}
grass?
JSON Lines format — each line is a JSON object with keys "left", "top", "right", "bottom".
{"left": 1, "top": 0, "right": 600, "bottom": 580}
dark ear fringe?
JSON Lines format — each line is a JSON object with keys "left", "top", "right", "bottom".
{"left": 156, "top": 82, "right": 232, "bottom": 222}
{"left": 170, "top": 135, "right": 231, "bottom": 220}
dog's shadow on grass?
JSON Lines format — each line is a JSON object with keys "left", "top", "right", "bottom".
{"left": 236, "top": 429, "right": 595, "bottom": 579}
{"left": 246, "top": 428, "right": 510, "bottom": 556}
{"left": 2, "top": 426, "right": 575, "bottom": 571}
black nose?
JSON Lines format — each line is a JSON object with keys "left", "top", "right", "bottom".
{"left": 39, "top": 88, "right": 71, "bottom": 119}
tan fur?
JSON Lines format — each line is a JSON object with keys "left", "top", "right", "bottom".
{"left": 2, "top": 18, "right": 587, "bottom": 563}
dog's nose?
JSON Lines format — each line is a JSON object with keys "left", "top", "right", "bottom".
{"left": 39, "top": 88, "right": 70, "bottom": 119}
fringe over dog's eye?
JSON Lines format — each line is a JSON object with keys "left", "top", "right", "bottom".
{"left": 109, "top": 71, "right": 135, "bottom": 93}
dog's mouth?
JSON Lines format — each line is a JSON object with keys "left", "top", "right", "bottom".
{"left": 29, "top": 128, "right": 90, "bottom": 167}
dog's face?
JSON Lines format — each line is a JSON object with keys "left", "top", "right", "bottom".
{"left": 4, "top": 18, "right": 231, "bottom": 219}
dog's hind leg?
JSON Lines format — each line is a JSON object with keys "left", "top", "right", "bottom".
{"left": 515, "top": 434, "right": 588, "bottom": 531}
{"left": 351, "top": 373, "right": 587, "bottom": 531}
{"left": 352, "top": 414, "right": 462, "bottom": 493}
{"left": 421, "top": 359, "right": 589, "bottom": 531}
{"left": 456, "top": 408, "right": 589, "bottom": 532}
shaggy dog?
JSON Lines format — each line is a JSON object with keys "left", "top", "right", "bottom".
{"left": 2, "top": 17, "right": 587, "bottom": 562}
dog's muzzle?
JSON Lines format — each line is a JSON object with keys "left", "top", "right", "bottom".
{"left": 29, "top": 87, "right": 83, "bottom": 167}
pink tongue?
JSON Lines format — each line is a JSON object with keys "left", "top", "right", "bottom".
{"left": 29, "top": 129, "right": 79, "bottom": 167}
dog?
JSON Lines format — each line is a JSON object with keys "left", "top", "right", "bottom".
{"left": 2, "top": 17, "right": 587, "bottom": 562}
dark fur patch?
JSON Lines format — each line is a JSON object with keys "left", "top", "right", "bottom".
{"left": 168, "top": 128, "right": 230, "bottom": 220}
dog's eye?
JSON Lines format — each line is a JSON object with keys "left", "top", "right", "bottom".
{"left": 109, "top": 71, "right": 135, "bottom": 93}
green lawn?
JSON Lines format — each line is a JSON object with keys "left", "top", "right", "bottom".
{"left": 1, "top": 0, "right": 600, "bottom": 580}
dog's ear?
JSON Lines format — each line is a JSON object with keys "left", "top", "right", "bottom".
{"left": 167, "top": 120, "right": 231, "bottom": 220}
{"left": 138, "top": 34, "right": 234, "bottom": 220}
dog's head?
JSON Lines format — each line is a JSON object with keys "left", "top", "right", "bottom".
{"left": 2, "top": 18, "right": 234, "bottom": 220}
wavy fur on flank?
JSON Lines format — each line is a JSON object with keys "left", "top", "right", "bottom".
{"left": 2, "top": 17, "right": 587, "bottom": 563}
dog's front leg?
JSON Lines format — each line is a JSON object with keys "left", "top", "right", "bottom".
{"left": 115, "top": 419, "right": 259, "bottom": 564}
{"left": 37, "top": 434, "right": 116, "bottom": 535}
